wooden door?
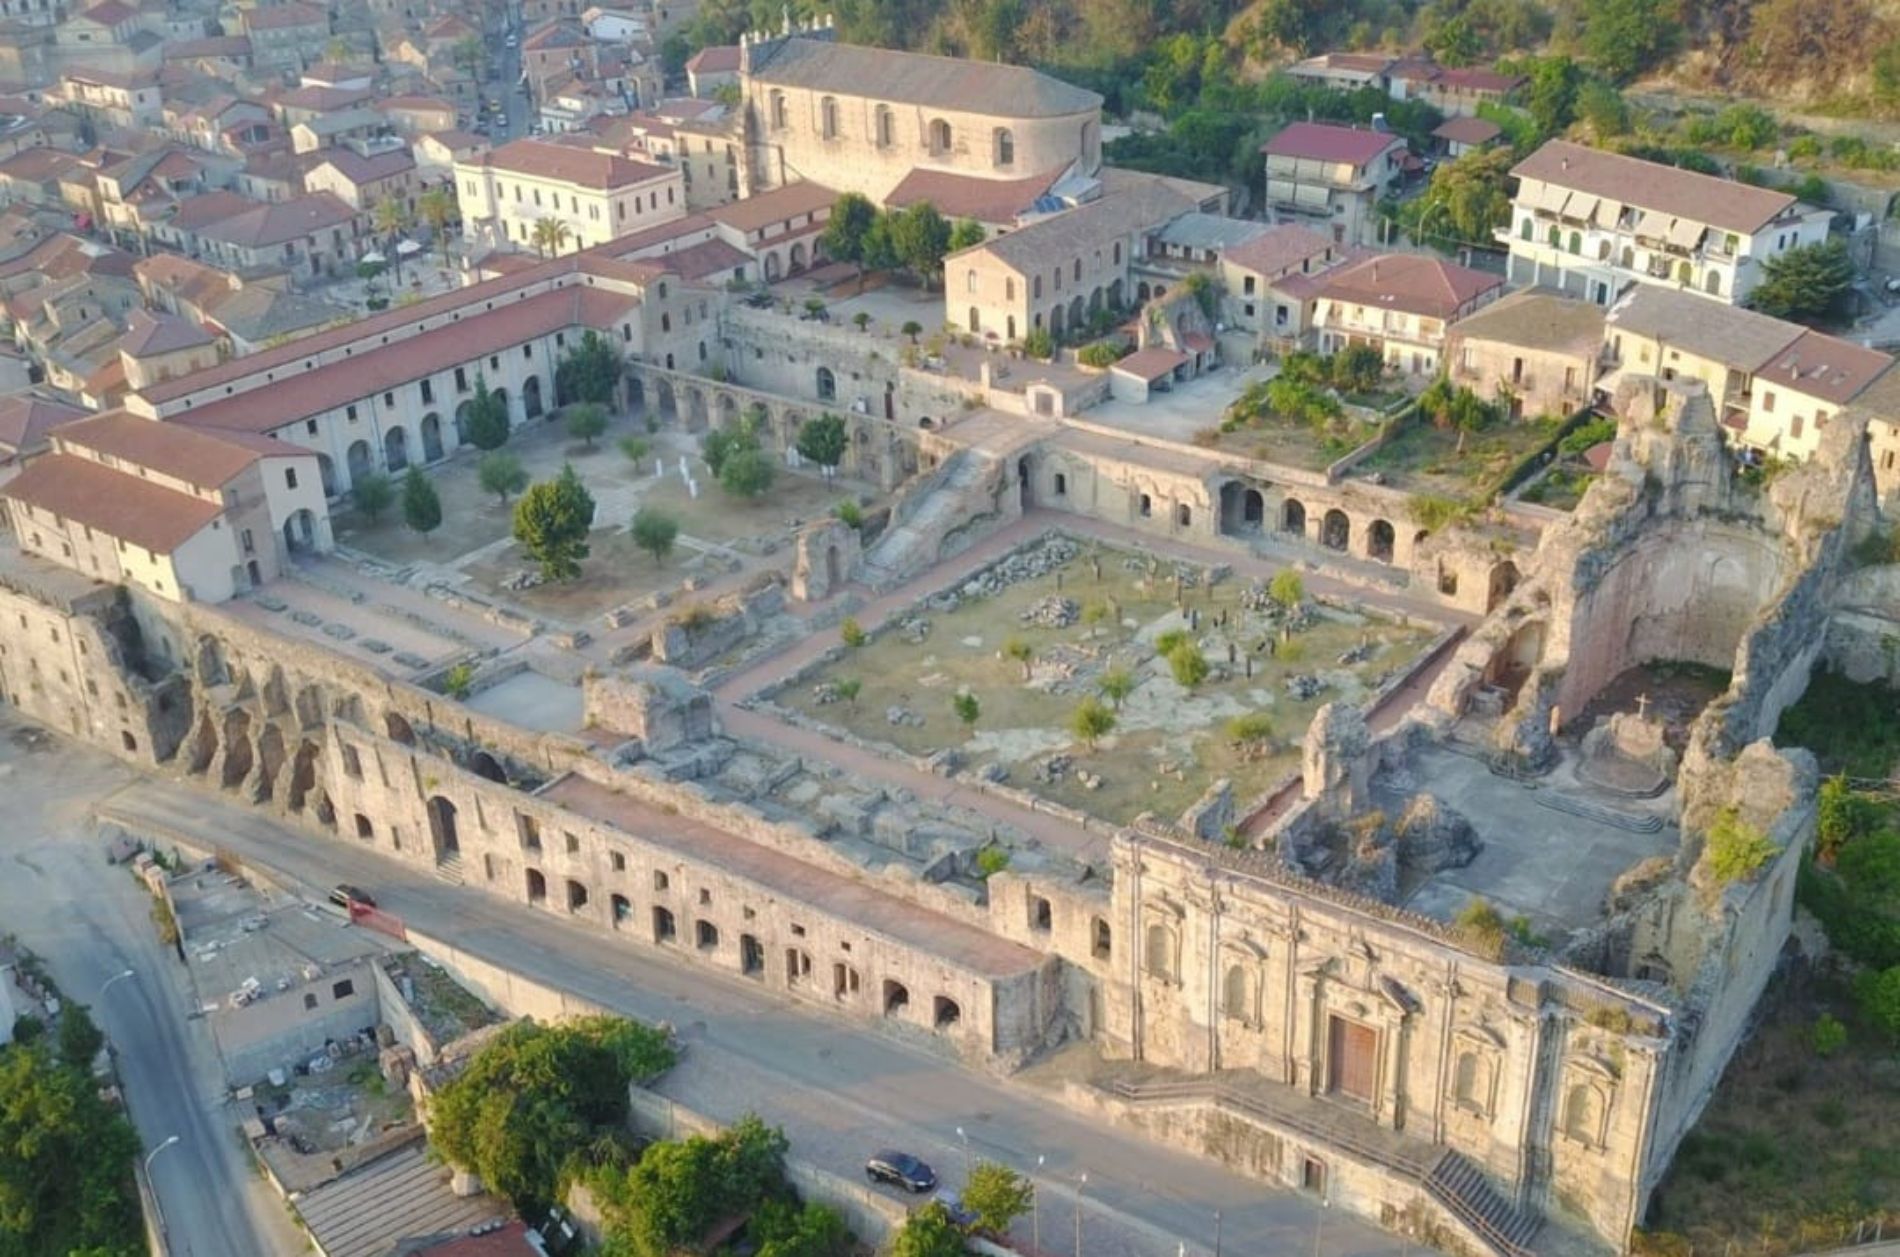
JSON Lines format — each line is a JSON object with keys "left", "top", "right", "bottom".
{"left": 1327, "top": 1016, "right": 1378, "bottom": 1101}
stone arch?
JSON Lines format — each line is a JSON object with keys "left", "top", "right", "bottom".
{"left": 468, "top": 749, "right": 506, "bottom": 783}
{"left": 717, "top": 391, "right": 738, "bottom": 428}
{"left": 932, "top": 995, "right": 961, "bottom": 1029}
{"left": 628, "top": 375, "right": 647, "bottom": 416}
{"left": 283, "top": 509, "right": 317, "bottom": 554}
{"left": 1488, "top": 560, "right": 1521, "bottom": 612}
{"left": 1321, "top": 508, "right": 1350, "bottom": 551}
{"left": 385, "top": 711, "right": 415, "bottom": 744}
{"left": 993, "top": 126, "right": 1013, "bottom": 166}
{"left": 1367, "top": 518, "right": 1395, "bottom": 563}
{"left": 426, "top": 795, "right": 460, "bottom": 859}
{"left": 566, "top": 878, "right": 589, "bottom": 911}
{"left": 188, "top": 712, "right": 217, "bottom": 775}
{"left": 384, "top": 425, "right": 409, "bottom": 471}
{"left": 764, "top": 251, "right": 782, "bottom": 282}
{"left": 1088, "top": 285, "right": 1103, "bottom": 314}
{"left": 1283, "top": 498, "right": 1306, "bottom": 535}
{"left": 883, "top": 980, "right": 910, "bottom": 1017}
{"left": 816, "top": 366, "right": 836, "bottom": 401}
{"left": 287, "top": 739, "right": 319, "bottom": 812}
{"left": 255, "top": 724, "right": 286, "bottom": 801}
{"left": 1454, "top": 1050, "right": 1493, "bottom": 1112}
{"left": 1067, "top": 295, "right": 1084, "bottom": 330}
{"left": 346, "top": 439, "right": 372, "bottom": 485}
{"left": 685, "top": 388, "right": 709, "bottom": 432}
{"left": 454, "top": 400, "right": 475, "bottom": 443}
{"left": 219, "top": 709, "right": 253, "bottom": 789}
{"left": 611, "top": 893, "right": 631, "bottom": 926}
{"left": 1138, "top": 281, "right": 1151, "bottom": 303}
{"left": 525, "top": 866, "right": 546, "bottom": 903}
{"left": 789, "top": 241, "right": 807, "bottom": 273}
{"left": 1562, "top": 1082, "right": 1606, "bottom": 1145}
{"left": 317, "top": 453, "right": 337, "bottom": 497}
{"left": 492, "top": 388, "right": 509, "bottom": 423}
{"left": 928, "top": 117, "right": 951, "bottom": 155}
{"left": 1049, "top": 304, "right": 1065, "bottom": 337}
{"left": 1109, "top": 278, "right": 1124, "bottom": 308}
{"left": 420, "top": 413, "right": 444, "bottom": 462}
{"left": 655, "top": 378, "right": 678, "bottom": 424}
{"left": 523, "top": 375, "right": 544, "bottom": 420}
{"left": 1143, "top": 921, "right": 1177, "bottom": 981}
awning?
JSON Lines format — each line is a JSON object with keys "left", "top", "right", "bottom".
{"left": 1526, "top": 182, "right": 1570, "bottom": 215}
{"left": 360, "top": 250, "right": 386, "bottom": 264}
{"left": 1292, "top": 183, "right": 1330, "bottom": 210}
{"left": 395, "top": 239, "right": 422, "bottom": 255}
{"left": 1633, "top": 210, "right": 1670, "bottom": 241}
{"left": 1563, "top": 192, "right": 1599, "bottom": 224}
{"left": 1665, "top": 217, "right": 1705, "bottom": 249}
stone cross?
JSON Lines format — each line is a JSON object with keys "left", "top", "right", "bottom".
{"left": 654, "top": 458, "right": 664, "bottom": 478}
{"left": 1634, "top": 692, "right": 1651, "bottom": 720}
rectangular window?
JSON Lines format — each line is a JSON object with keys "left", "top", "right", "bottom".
{"left": 332, "top": 979, "right": 355, "bottom": 999}
{"left": 285, "top": 468, "right": 298, "bottom": 489}
{"left": 1762, "top": 391, "right": 1776, "bottom": 413}
{"left": 420, "top": 379, "right": 433, "bottom": 403}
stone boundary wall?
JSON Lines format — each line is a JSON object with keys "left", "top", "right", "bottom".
{"left": 403, "top": 924, "right": 611, "bottom": 1023}
{"left": 369, "top": 956, "right": 443, "bottom": 1069}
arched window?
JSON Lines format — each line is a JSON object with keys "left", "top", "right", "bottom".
{"left": 929, "top": 118, "right": 952, "bottom": 155}
{"left": 1706, "top": 270, "right": 1722, "bottom": 296}
{"left": 1518, "top": 218, "right": 1533, "bottom": 241}
{"left": 1546, "top": 224, "right": 1560, "bottom": 247}
{"left": 820, "top": 95, "right": 838, "bottom": 140}
{"left": 1005, "top": 277, "right": 1014, "bottom": 301}
{"left": 966, "top": 267, "right": 977, "bottom": 293}
{"left": 875, "top": 104, "right": 893, "bottom": 147}
{"left": 968, "top": 306, "right": 980, "bottom": 333}
{"left": 994, "top": 127, "right": 1014, "bottom": 167}
{"left": 1113, "top": 241, "right": 1122, "bottom": 265}
{"left": 1454, "top": 1052, "right": 1492, "bottom": 1113}
{"left": 1567, "top": 231, "right": 1581, "bottom": 255}
{"left": 1006, "top": 315, "right": 1017, "bottom": 340}
{"left": 1143, "top": 922, "right": 1176, "bottom": 982}
{"left": 1620, "top": 245, "right": 1634, "bottom": 268}
{"left": 1222, "top": 964, "right": 1253, "bottom": 1022}
{"left": 1677, "top": 260, "right": 1693, "bottom": 284}
{"left": 1032, "top": 275, "right": 1042, "bottom": 300}
{"left": 815, "top": 366, "right": 836, "bottom": 401}
{"left": 1563, "top": 1084, "right": 1603, "bottom": 1145}
{"left": 769, "top": 90, "right": 786, "bottom": 130}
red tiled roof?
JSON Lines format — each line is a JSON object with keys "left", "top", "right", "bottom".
{"left": 174, "top": 287, "right": 639, "bottom": 434}
{"left": 167, "top": 189, "right": 256, "bottom": 231}
{"left": 245, "top": 2, "right": 326, "bottom": 31}
{"left": 1758, "top": 330, "right": 1893, "bottom": 406}
{"left": 3, "top": 452, "right": 221, "bottom": 552}
{"left": 1511, "top": 140, "right": 1798, "bottom": 237}
{"left": 1114, "top": 346, "right": 1190, "bottom": 380}
{"left": 120, "top": 309, "right": 214, "bottom": 357}
{"left": 476, "top": 138, "right": 672, "bottom": 191}
{"left": 1261, "top": 121, "right": 1404, "bottom": 165}
{"left": 1219, "top": 224, "right": 1334, "bottom": 278}
{"left": 0, "top": 394, "right": 87, "bottom": 455}
{"left": 684, "top": 45, "right": 739, "bottom": 74}
{"left": 882, "top": 167, "right": 1061, "bottom": 225}
{"left": 196, "top": 193, "right": 357, "bottom": 248}
{"left": 59, "top": 409, "right": 302, "bottom": 484}
{"left": 1433, "top": 116, "right": 1502, "bottom": 146}
{"left": 402, "top": 1222, "right": 538, "bottom": 1257}
{"left": 1316, "top": 252, "right": 1501, "bottom": 319}
{"left": 705, "top": 181, "right": 834, "bottom": 234}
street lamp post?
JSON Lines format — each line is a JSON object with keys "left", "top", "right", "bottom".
{"left": 100, "top": 969, "right": 136, "bottom": 1000}
{"left": 955, "top": 1126, "right": 971, "bottom": 1181}
{"left": 1073, "top": 1172, "right": 1087, "bottom": 1257}
{"left": 1313, "top": 1190, "right": 1330, "bottom": 1257}
{"left": 143, "top": 1135, "right": 180, "bottom": 1248}
{"left": 1215, "top": 1208, "right": 1222, "bottom": 1257}
{"left": 145, "top": 1135, "right": 180, "bottom": 1176}
{"left": 1032, "top": 1154, "right": 1044, "bottom": 1254}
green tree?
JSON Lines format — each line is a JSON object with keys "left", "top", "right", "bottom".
{"left": 701, "top": 419, "right": 759, "bottom": 478}
{"left": 401, "top": 468, "right": 442, "bottom": 537}
{"left": 600, "top": 1116, "right": 789, "bottom": 1257}
{"left": 1002, "top": 635, "right": 1034, "bottom": 681}
{"left": 953, "top": 691, "right": 980, "bottom": 729}
{"left": 890, "top": 1202, "right": 968, "bottom": 1257}
{"left": 1022, "top": 326, "right": 1055, "bottom": 358}
{"left": 1748, "top": 239, "right": 1856, "bottom": 326}
{"left": 530, "top": 215, "right": 571, "bottom": 258}
{"left": 512, "top": 463, "right": 597, "bottom": 581}
{"left": 794, "top": 413, "right": 848, "bottom": 479}
{"left": 1425, "top": 13, "right": 1482, "bottom": 65}
{"left": 464, "top": 376, "right": 511, "bottom": 450}
{"left": 1070, "top": 696, "right": 1117, "bottom": 750}
{"left": 901, "top": 320, "right": 924, "bottom": 343}
{"left": 566, "top": 401, "right": 609, "bottom": 449}
{"left": 1576, "top": 79, "right": 1631, "bottom": 136}
{"left": 353, "top": 472, "right": 394, "bottom": 523}
{"left": 947, "top": 217, "right": 986, "bottom": 253}
{"left": 962, "top": 1161, "right": 1033, "bottom": 1236}
{"left": 417, "top": 185, "right": 458, "bottom": 238}
{"left": 1168, "top": 641, "right": 1210, "bottom": 688}
{"left": 478, "top": 451, "right": 529, "bottom": 504}
{"left": 0, "top": 1041, "right": 141, "bottom": 1256}
{"left": 834, "top": 677, "right": 862, "bottom": 707}
{"left": 427, "top": 1016, "right": 675, "bottom": 1212}
{"left": 835, "top": 498, "right": 864, "bottom": 529}
{"left": 619, "top": 435, "right": 651, "bottom": 465}
{"left": 556, "top": 329, "right": 623, "bottom": 406}
{"left": 1412, "top": 147, "right": 1514, "bottom": 244}
{"left": 752, "top": 1199, "right": 853, "bottom": 1257}
{"left": 630, "top": 506, "right": 679, "bottom": 566}
{"left": 820, "top": 191, "right": 879, "bottom": 289}
{"left": 1525, "top": 55, "right": 1582, "bottom": 135}
{"left": 1581, "top": 0, "right": 1677, "bottom": 83}
{"left": 1099, "top": 666, "right": 1135, "bottom": 709}
{"left": 1269, "top": 569, "right": 1304, "bottom": 609}
{"left": 1856, "top": 964, "right": 1900, "bottom": 1042}
{"left": 1876, "top": 37, "right": 1900, "bottom": 111}
{"left": 889, "top": 201, "right": 952, "bottom": 287}
{"left": 55, "top": 1004, "right": 103, "bottom": 1073}
{"left": 720, "top": 447, "right": 775, "bottom": 498}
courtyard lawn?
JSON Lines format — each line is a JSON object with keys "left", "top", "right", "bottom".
{"left": 1206, "top": 411, "right": 1379, "bottom": 473}
{"left": 1358, "top": 414, "right": 1564, "bottom": 499}
{"left": 780, "top": 540, "right": 1438, "bottom": 828}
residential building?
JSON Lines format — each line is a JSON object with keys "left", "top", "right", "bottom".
{"left": 685, "top": 44, "right": 739, "bottom": 98}
{"left": 1286, "top": 52, "right": 1523, "bottom": 117}
{"left": 306, "top": 147, "right": 419, "bottom": 214}
{"left": 1260, "top": 122, "right": 1405, "bottom": 247}
{"left": 1215, "top": 224, "right": 1344, "bottom": 349}
{"left": 456, "top": 138, "right": 685, "bottom": 254}
{"left": 176, "top": 192, "right": 363, "bottom": 279}
{"left": 117, "top": 309, "right": 220, "bottom": 388}
{"left": 1432, "top": 115, "right": 1501, "bottom": 159}
{"left": 1741, "top": 331, "right": 1891, "bottom": 463}
{"left": 1502, "top": 140, "right": 1833, "bottom": 306}
{"left": 1, "top": 410, "right": 329, "bottom": 603}
{"left": 242, "top": 2, "right": 330, "bottom": 73}
{"left": 948, "top": 179, "right": 1197, "bottom": 343}
{"left": 50, "top": 68, "right": 161, "bottom": 128}
{"left": 1446, "top": 288, "right": 1605, "bottom": 418}
{"left": 0, "top": 393, "right": 85, "bottom": 487}
{"left": 739, "top": 22, "right": 1103, "bottom": 202}
{"left": 1313, "top": 252, "right": 1503, "bottom": 376}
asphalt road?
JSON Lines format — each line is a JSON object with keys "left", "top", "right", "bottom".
{"left": 0, "top": 725, "right": 307, "bottom": 1257}
{"left": 486, "top": 4, "right": 530, "bottom": 141}
{"left": 82, "top": 767, "right": 1411, "bottom": 1257}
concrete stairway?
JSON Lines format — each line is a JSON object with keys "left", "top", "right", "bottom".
{"left": 1425, "top": 1151, "right": 1543, "bottom": 1256}
{"left": 860, "top": 450, "right": 998, "bottom": 590}
{"left": 433, "top": 852, "right": 466, "bottom": 886}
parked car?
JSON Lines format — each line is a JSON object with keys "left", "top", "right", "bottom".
{"left": 865, "top": 1151, "right": 936, "bottom": 1193}
{"left": 933, "top": 1189, "right": 978, "bottom": 1228}
{"left": 329, "top": 884, "right": 374, "bottom": 910}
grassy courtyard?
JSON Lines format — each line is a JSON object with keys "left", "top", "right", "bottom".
{"left": 779, "top": 538, "right": 1438, "bottom": 828}
{"left": 1358, "top": 413, "right": 1564, "bottom": 499}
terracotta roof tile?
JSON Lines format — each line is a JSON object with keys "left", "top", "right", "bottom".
{"left": 3, "top": 452, "right": 221, "bottom": 552}
{"left": 60, "top": 410, "right": 301, "bottom": 484}
{"left": 749, "top": 37, "right": 1098, "bottom": 118}
{"left": 1316, "top": 252, "right": 1501, "bottom": 319}
{"left": 1219, "top": 224, "right": 1334, "bottom": 277}
{"left": 0, "top": 394, "right": 87, "bottom": 455}
{"left": 1511, "top": 140, "right": 1799, "bottom": 236}
{"left": 1758, "top": 330, "right": 1892, "bottom": 406}
{"left": 476, "top": 138, "right": 672, "bottom": 191}
{"left": 882, "top": 167, "right": 1062, "bottom": 225}
{"left": 1261, "top": 121, "right": 1405, "bottom": 165}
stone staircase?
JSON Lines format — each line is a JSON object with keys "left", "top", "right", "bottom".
{"left": 433, "top": 852, "right": 467, "bottom": 886}
{"left": 860, "top": 450, "right": 1000, "bottom": 590}
{"left": 1425, "top": 1151, "right": 1543, "bottom": 1256}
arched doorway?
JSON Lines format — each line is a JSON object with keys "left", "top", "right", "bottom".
{"left": 1109, "top": 278, "right": 1124, "bottom": 308}
{"left": 1050, "top": 304, "right": 1065, "bottom": 337}
{"left": 1068, "top": 295, "right": 1084, "bottom": 330}
{"left": 384, "top": 426, "right": 409, "bottom": 471}
{"left": 384, "top": 711, "right": 415, "bottom": 744}
{"left": 1283, "top": 498, "right": 1307, "bottom": 536}
{"left": 717, "top": 392, "right": 738, "bottom": 428}
{"left": 523, "top": 376, "right": 543, "bottom": 419}
{"left": 454, "top": 401, "right": 474, "bottom": 444}
{"left": 1137, "top": 281, "right": 1152, "bottom": 303}
{"left": 1368, "top": 518, "right": 1395, "bottom": 563}
{"left": 426, "top": 795, "right": 459, "bottom": 860}
{"left": 686, "top": 389, "right": 709, "bottom": 431}
{"left": 492, "top": 388, "right": 510, "bottom": 425}
{"left": 816, "top": 367, "right": 836, "bottom": 401}
{"left": 656, "top": 379, "right": 678, "bottom": 424}
{"left": 468, "top": 749, "right": 506, "bottom": 782}
{"left": 317, "top": 453, "right": 337, "bottom": 497}
{"left": 1321, "top": 509, "right": 1350, "bottom": 551}
{"left": 764, "top": 252, "right": 782, "bottom": 282}
{"left": 346, "top": 440, "right": 372, "bottom": 485}
{"left": 789, "top": 241, "right": 807, "bottom": 273}
{"left": 283, "top": 509, "right": 317, "bottom": 553}
{"left": 420, "top": 413, "right": 443, "bottom": 462}
{"left": 825, "top": 544, "right": 840, "bottom": 589}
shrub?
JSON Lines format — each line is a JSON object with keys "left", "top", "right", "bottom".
{"left": 442, "top": 662, "right": 475, "bottom": 700}
{"left": 839, "top": 617, "right": 866, "bottom": 648}
{"left": 1855, "top": 964, "right": 1900, "bottom": 1042}
{"left": 952, "top": 692, "right": 980, "bottom": 728}
{"left": 1069, "top": 697, "right": 1116, "bottom": 749}
{"left": 1268, "top": 569, "right": 1304, "bottom": 609}
{"left": 1167, "top": 642, "right": 1209, "bottom": 688}
{"left": 1704, "top": 807, "right": 1777, "bottom": 884}
{"left": 630, "top": 507, "right": 679, "bottom": 566}
{"left": 1022, "top": 327, "right": 1055, "bottom": 360}
{"left": 1559, "top": 416, "right": 1617, "bottom": 457}
{"left": 1810, "top": 1012, "right": 1848, "bottom": 1057}
{"left": 962, "top": 1160, "right": 1034, "bottom": 1235}
{"left": 720, "top": 448, "right": 775, "bottom": 499}
{"left": 975, "top": 845, "right": 1010, "bottom": 878}
{"left": 1077, "top": 340, "right": 1126, "bottom": 368}
{"left": 834, "top": 498, "right": 864, "bottom": 530}
{"left": 1153, "top": 628, "right": 1190, "bottom": 657}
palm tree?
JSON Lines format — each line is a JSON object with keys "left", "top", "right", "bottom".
{"left": 374, "top": 198, "right": 413, "bottom": 281}
{"left": 530, "top": 216, "right": 571, "bottom": 259}
{"left": 417, "top": 186, "right": 457, "bottom": 242}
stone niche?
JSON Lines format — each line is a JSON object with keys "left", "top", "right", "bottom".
{"left": 790, "top": 517, "right": 862, "bottom": 602}
{"left": 582, "top": 665, "right": 716, "bottom": 754}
